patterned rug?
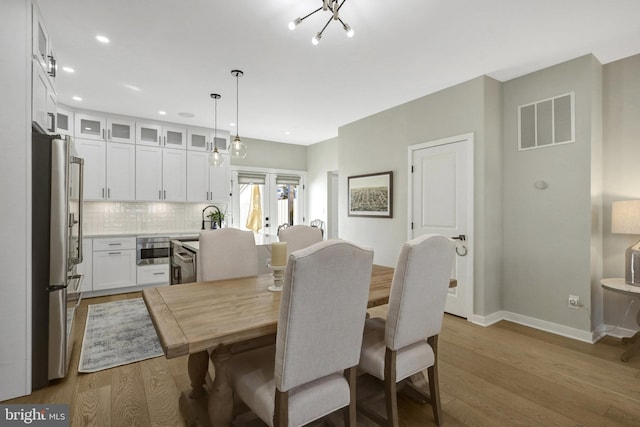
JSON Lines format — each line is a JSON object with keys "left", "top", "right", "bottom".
{"left": 78, "top": 298, "right": 164, "bottom": 373}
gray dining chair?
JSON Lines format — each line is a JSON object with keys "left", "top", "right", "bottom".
{"left": 197, "top": 228, "right": 258, "bottom": 281}
{"left": 227, "top": 240, "right": 374, "bottom": 427}
{"left": 278, "top": 224, "right": 323, "bottom": 255}
{"left": 358, "top": 234, "right": 455, "bottom": 427}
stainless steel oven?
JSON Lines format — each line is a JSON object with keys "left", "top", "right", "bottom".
{"left": 136, "top": 237, "right": 170, "bottom": 265}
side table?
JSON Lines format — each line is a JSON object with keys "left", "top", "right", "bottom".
{"left": 600, "top": 278, "right": 640, "bottom": 362}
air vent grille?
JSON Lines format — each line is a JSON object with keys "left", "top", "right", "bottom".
{"left": 518, "top": 92, "right": 575, "bottom": 151}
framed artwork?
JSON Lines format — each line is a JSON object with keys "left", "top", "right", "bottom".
{"left": 348, "top": 171, "right": 393, "bottom": 218}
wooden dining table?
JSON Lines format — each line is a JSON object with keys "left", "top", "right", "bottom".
{"left": 142, "top": 265, "right": 455, "bottom": 427}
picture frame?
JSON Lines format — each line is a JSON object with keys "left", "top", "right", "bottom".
{"left": 348, "top": 171, "right": 393, "bottom": 218}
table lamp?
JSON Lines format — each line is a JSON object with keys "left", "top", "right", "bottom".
{"left": 612, "top": 200, "right": 640, "bottom": 286}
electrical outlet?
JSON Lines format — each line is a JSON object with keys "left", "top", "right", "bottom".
{"left": 568, "top": 295, "right": 580, "bottom": 309}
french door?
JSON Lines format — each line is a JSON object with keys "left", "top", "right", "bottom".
{"left": 231, "top": 170, "right": 305, "bottom": 235}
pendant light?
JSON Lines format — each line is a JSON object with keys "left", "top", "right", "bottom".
{"left": 230, "top": 69, "right": 247, "bottom": 159}
{"left": 208, "top": 93, "right": 225, "bottom": 167}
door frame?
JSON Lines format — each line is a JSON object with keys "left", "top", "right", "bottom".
{"left": 407, "top": 132, "right": 475, "bottom": 319}
{"left": 230, "top": 166, "right": 307, "bottom": 234}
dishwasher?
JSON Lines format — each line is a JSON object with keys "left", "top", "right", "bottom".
{"left": 170, "top": 239, "right": 197, "bottom": 284}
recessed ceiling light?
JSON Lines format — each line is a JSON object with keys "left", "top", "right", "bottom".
{"left": 158, "top": 110, "right": 167, "bottom": 115}
{"left": 229, "top": 122, "right": 236, "bottom": 127}
{"left": 284, "top": 131, "right": 291, "bottom": 135}
{"left": 178, "top": 112, "right": 195, "bottom": 118}
{"left": 72, "top": 96, "right": 82, "bottom": 101}
{"left": 96, "top": 35, "right": 110, "bottom": 44}
{"left": 62, "top": 66, "right": 75, "bottom": 73}
{"left": 124, "top": 84, "right": 141, "bottom": 92}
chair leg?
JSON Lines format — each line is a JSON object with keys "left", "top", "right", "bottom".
{"left": 274, "top": 389, "right": 289, "bottom": 427}
{"left": 344, "top": 367, "right": 357, "bottom": 427}
{"left": 427, "top": 335, "right": 442, "bottom": 426}
{"left": 384, "top": 348, "right": 399, "bottom": 427}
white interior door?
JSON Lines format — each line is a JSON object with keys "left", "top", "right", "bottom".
{"left": 410, "top": 134, "right": 473, "bottom": 318}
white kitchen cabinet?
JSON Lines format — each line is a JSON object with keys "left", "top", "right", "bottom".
{"left": 76, "top": 238, "right": 93, "bottom": 292}
{"left": 137, "top": 122, "right": 186, "bottom": 149}
{"left": 74, "top": 139, "right": 135, "bottom": 201}
{"left": 56, "top": 105, "right": 73, "bottom": 136}
{"left": 186, "top": 128, "right": 229, "bottom": 152}
{"left": 137, "top": 264, "right": 169, "bottom": 285}
{"left": 136, "top": 146, "right": 186, "bottom": 201}
{"left": 92, "top": 237, "right": 136, "bottom": 291}
{"left": 75, "top": 113, "right": 135, "bottom": 143}
{"left": 186, "top": 150, "right": 230, "bottom": 202}
{"left": 32, "top": 2, "right": 56, "bottom": 89}
{"left": 32, "top": 60, "right": 56, "bottom": 134}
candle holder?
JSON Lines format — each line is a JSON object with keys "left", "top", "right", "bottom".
{"left": 268, "top": 264, "right": 286, "bottom": 292}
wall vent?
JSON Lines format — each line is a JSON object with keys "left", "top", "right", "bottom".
{"left": 518, "top": 92, "right": 575, "bottom": 151}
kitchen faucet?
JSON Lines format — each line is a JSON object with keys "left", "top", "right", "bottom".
{"left": 202, "top": 205, "right": 222, "bottom": 230}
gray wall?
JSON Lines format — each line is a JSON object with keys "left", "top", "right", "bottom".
{"left": 0, "top": 0, "right": 31, "bottom": 400}
{"left": 603, "top": 54, "right": 640, "bottom": 330}
{"left": 230, "top": 136, "right": 307, "bottom": 170}
{"left": 337, "top": 76, "right": 504, "bottom": 318}
{"left": 306, "top": 137, "right": 339, "bottom": 226}
{"left": 502, "top": 55, "right": 602, "bottom": 332}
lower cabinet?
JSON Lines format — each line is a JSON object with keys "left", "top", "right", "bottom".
{"left": 92, "top": 237, "right": 136, "bottom": 291}
{"left": 137, "top": 264, "right": 169, "bottom": 285}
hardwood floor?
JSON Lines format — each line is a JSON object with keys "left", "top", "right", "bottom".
{"left": 4, "top": 292, "right": 640, "bottom": 426}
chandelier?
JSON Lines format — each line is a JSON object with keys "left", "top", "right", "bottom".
{"left": 288, "top": 0, "right": 354, "bottom": 45}
{"left": 230, "top": 69, "right": 247, "bottom": 159}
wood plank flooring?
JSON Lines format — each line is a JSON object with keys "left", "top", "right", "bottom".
{"left": 4, "top": 292, "right": 640, "bottom": 426}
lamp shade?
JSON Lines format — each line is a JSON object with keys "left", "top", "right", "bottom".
{"left": 612, "top": 200, "right": 640, "bottom": 234}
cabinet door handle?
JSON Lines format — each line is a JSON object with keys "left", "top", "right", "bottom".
{"left": 47, "top": 112, "right": 55, "bottom": 132}
{"left": 158, "top": 190, "right": 162, "bottom": 200}
{"left": 107, "top": 188, "right": 111, "bottom": 199}
{"left": 163, "top": 190, "right": 166, "bottom": 199}
{"left": 108, "top": 252, "right": 122, "bottom": 255}
{"left": 102, "top": 188, "right": 105, "bottom": 198}
{"left": 164, "top": 136, "right": 166, "bottom": 146}
{"left": 47, "top": 55, "right": 56, "bottom": 77}
{"left": 102, "top": 129, "right": 105, "bottom": 140}
{"left": 153, "top": 272, "right": 165, "bottom": 275}
{"left": 107, "top": 129, "right": 111, "bottom": 140}
{"left": 108, "top": 243, "right": 122, "bottom": 246}
{"left": 158, "top": 135, "right": 161, "bottom": 146}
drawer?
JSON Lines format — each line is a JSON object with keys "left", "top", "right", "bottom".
{"left": 93, "top": 236, "right": 136, "bottom": 251}
{"left": 137, "top": 264, "right": 170, "bottom": 285}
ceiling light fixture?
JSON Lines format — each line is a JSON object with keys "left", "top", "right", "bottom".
{"left": 96, "top": 35, "right": 110, "bottom": 44}
{"left": 72, "top": 96, "right": 82, "bottom": 101}
{"left": 62, "top": 66, "right": 75, "bottom": 73}
{"left": 230, "top": 69, "right": 247, "bottom": 159}
{"left": 209, "top": 93, "right": 225, "bottom": 168}
{"left": 158, "top": 110, "right": 167, "bottom": 115}
{"left": 289, "top": 0, "right": 354, "bottom": 45}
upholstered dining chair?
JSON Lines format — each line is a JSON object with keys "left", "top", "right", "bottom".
{"left": 227, "top": 240, "right": 374, "bottom": 427}
{"left": 197, "top": 228, "right": 258, "bottom": 282}
{"left": 309, "top": 219, "right": 325, "bottom": 237}
{"left": 278, "top": 224, "right": 323, "bottom": 254}
{"left": 358, "top": 234, "right": 455, "bottom": 427}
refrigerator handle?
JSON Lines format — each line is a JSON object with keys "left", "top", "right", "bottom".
{"left": 72, "top": 155, "right": 85, "bottom": 263}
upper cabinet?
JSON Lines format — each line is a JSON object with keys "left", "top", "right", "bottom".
{"left": 32, "top": 3, "right": 56, "bottom": 89}
{"left": 187, "top": 128, "right": 230, "bottom": 152}
{"left": 137, "top": 123, "right": 186, "bottom": 149}
{"left": 75, "top": 113, "right": 135, "bottom": 144}
{"left": 56, "top": 105, "right": 73, "bottom": 136}
{"left": 32, "top": 60, "right": 56, "bottom": 134}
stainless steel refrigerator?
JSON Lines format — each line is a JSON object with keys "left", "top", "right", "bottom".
{"left": 31, "top": 130, "right": 84, "bottom": 389}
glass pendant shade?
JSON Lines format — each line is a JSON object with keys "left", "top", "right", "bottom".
{"left": 230, "top": 135, "right": 247, "bottom": 159}
{"left": 208, "top": 148, "right": 225, "bottom": 167}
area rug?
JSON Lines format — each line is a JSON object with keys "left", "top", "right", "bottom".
{"left": 78, "top": 298, "right": 163, "bottom": 373}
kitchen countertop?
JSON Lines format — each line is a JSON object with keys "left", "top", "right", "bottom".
{"left": 181, "top": 233, "right": 279, "bottom": 253}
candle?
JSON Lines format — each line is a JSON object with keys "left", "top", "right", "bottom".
{"left": 271, "top": 242, "right": 287, "bottom": 267}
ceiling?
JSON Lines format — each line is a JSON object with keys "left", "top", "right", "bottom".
{"left": 37, "top": 0, "right": 640, "bottom": 146}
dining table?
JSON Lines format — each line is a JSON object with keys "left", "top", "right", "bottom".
{"left": 142, "top": 265, "right": 456, "bottom": 427}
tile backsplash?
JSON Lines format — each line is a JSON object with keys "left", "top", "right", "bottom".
{"left": 83, "top": 202, "right": 229, "bottom": 235}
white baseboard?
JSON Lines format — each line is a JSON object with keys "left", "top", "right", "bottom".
{"left": 469, "top": 310, "right": 595, "bottom": 343}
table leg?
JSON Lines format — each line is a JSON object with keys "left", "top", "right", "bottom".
{"left": 620, "top": 308, "right": 640, "bottom": 362}
{"left": 208, "top": 345, "right": 234, "bottom": 427}
{"left": 188, "top": 351, "right": 209, "bottom": 398}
